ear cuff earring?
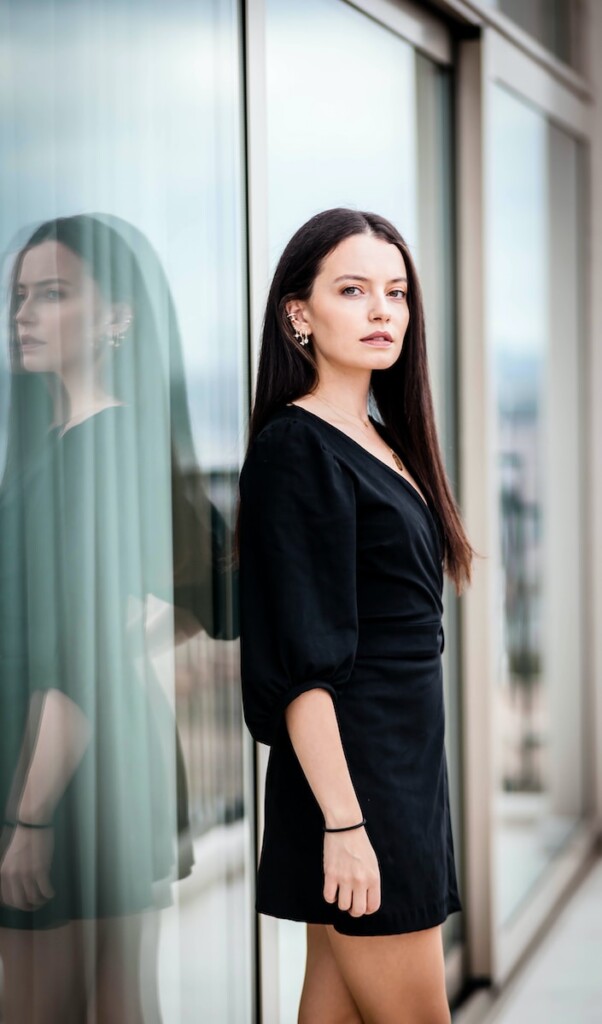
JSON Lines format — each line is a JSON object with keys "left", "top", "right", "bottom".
{"left": 109, "top": 315, "right": 133, "bottom": 349}
{"left": 286, "top": 312, "right": 310, "bottom": 346}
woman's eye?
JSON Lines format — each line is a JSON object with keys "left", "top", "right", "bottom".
{"left": 341, "top": 286, "right": 407, "bottom": 299}
{"left": 45, "top": 289, "right": 62, "bottom": 300}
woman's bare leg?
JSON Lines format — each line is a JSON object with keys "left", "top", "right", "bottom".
{"left": 325, "top": 923, "right": 451, "bottom": 1024}
{"left": 298, "top": 923, "right": 364, "bottom": 1024}
{"left": 0, "top": 922, "right": 87, "bottom": 1023}
{"left": 88, "top": 911, "right": 161, "bottom": 1024}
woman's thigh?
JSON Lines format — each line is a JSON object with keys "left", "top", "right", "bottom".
{"left": 299, "top": 924, "right": 364, "bottom": 1024}
{"left": 0, "top": 922, "right": 87, "bottom": 1023}
{"left": 325, "top": 923, "right": 451, "bottom": 1024}
{"left": 89, "top": 912, "right": 155, "bottom": 1024}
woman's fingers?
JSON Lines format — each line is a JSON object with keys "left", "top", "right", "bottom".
{"left": 336, "top": 883, "right": 353, "bottom": 913}
{"left": 323, "top": 830, "right": 381, "bottom": 917}
{"left": 37, "top": 870, "right": 55, "bottom": 901}
{"left": 328, "top": 881, "right": 378, "bottom": 917}
{"left": 0, "top": 873, "right": 13, "bottom": 908}
{"left": 348, "top": 887, "right": 367, "bottom": 917}
{"left": 23, "top": 875, "right": 42, "bottom": 908}
{"left": 323, "top": 874, "right": 338, "bottom": 904}
{"left": 366, "top": 880, "right": 381, "bottom": 914}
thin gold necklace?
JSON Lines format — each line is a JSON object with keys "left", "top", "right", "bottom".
{"left": 313, "top": 394, "right": 404, "bottom": 471}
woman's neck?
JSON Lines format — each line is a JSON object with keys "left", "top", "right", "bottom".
{"left": 310, "top": 365, "right": 372, "bottom": 422}
{"left": 47, "top": 372, "right": 124, "bottom": 432}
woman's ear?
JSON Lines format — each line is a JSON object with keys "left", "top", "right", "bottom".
{"left": 284, "top": 301, "right": 311, "bottom": 331}
{"left": 104, "top": 302, "right": 134, "bottom": 347}
{"left": 113, "top": 302, "right": 134, "bottom": 335}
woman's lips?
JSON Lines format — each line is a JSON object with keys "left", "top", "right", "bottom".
{"left": 360, "top": 338, "right": 392, "bottom": 347}
{"left": 19, "top": 336, "right": 45, "bottom": 349}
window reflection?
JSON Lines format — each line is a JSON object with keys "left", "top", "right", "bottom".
{"left": 0, "top": 214, "right": 239, "bottom": 1020}
{"left": 0, "top": 0, "right": 249, "bottom": 1017}
{"left": 487, "top": 86, "right": 585, "bottom": 924}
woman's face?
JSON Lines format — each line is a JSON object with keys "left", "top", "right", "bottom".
{"left": 287, "top": 232, "right": 410, "bottom": 375}
{"left": 13, "top": 240, "right": 112, "bottom": 375}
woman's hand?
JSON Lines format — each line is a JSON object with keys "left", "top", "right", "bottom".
{"left": 284, "top": 689, "right": 382, "bottom": 917}
{"left": 0, "top": 824, "right": 55, "bottom": 911}
{"left": 323, "top": 826, "right": 381, "bottom": 917}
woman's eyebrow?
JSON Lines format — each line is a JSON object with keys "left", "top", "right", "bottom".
{"left": 333, "top": 274, "right": 408, "bottom": 284}
{"left": 17, "top": 277, "right": 72, "bottom": 289}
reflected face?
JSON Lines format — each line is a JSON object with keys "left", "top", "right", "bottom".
{"left": 291, "top": 232, "right": 410, "bottom": 373}
{"left": 13, "top": 241, "right": 109, "bottom": 374}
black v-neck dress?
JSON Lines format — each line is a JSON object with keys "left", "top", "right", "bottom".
{"left": 238, "top": 404, "right": 462, "bottom": 936}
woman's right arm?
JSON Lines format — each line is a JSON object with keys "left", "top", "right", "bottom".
{"left": 239, "top": 419, "right": 381, "bottom": 918}
{"left": 285, "top": 688, "right": 380, "bottom": 917}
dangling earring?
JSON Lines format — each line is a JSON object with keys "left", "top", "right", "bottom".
{"left": 109, "top": 315, "right": 132, "bottom": 349}
{"left": 286, "top": 312, "right": 311, "bottom": 346}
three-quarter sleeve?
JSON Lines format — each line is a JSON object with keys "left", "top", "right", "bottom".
{"left": 238, "top": 416, "right": 358, "bottom": 746}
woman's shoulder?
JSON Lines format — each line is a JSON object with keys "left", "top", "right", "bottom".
{"left": 248, "top": 405, "right": 331, "bottom": 459}
{"left": 54, "top": 402, "right": 134, "bottom": 443}
{"left": 240, "top": 406, "right": 357, "bottom": 521}
{"left": 240, "top": 406, "right": 348, "bottom": 490}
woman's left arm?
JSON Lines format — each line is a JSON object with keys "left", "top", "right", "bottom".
{"left": 0, "top": 689, "right": 91, "bottom": 910}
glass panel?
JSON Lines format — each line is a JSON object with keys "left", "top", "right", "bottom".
{"left": 265, "top": 0, "right": 459, "bottom": 1015}
{"left": 0, "top": 2, "right": 252, "bottom": 1021}
{"left": 479, "top": 0, "right": 574, "bottom": 65}
{"left": 486, "top": 83, "right": 585, "bottom": 925}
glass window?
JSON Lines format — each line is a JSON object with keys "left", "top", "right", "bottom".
{"left": 486, "top": 83, "right": 586, "bottom": 926}
{"left": 265, "top": 0, "right": 459, "bottom": 1015}
{"left": 0, "top": 2, "right": 251, "bottom": 1021}
{"left": 480, "top": 0, "right": 574, "bottom": 66}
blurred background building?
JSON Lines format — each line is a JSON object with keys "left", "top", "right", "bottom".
{"left": 0, "top": 0, "right": 601, "bottom": 1021}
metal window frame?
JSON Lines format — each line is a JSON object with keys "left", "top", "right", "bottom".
{"left": 429, "top": 0, "right": 591, "bottom": 90}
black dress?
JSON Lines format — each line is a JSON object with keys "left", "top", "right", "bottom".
{"left": 238, "top": 404, "right": 462, "bottom": 936}
{"left": 0, "top": 406, "right": 179, "bottom": 928}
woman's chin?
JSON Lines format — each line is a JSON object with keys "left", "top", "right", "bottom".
{"left": 360, "top": 347, "right": 400, "bottom": 368}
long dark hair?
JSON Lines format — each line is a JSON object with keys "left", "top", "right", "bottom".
{"left": 235, "top": 207, "right": 478, "bottom": 596}
{"left": 4, "top": 213, "right": 197, "bottom": 476}
{"left": 3, "top": 212, "right": 234, "bottom": 637}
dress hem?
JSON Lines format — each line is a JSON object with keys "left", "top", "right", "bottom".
{"left": 256, "top": 893, "right": 463, "bottom": 936}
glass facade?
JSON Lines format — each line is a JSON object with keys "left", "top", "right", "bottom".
{"left": 486, "top": 83, "right": 586, "bottom": 924}
{"left": 0, "top": 1, "right": 251, "bottom": 1021}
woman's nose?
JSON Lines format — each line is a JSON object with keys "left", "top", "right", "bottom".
{"left": 14, "top": 297, "right": 34, "bottom": 324}
{"left": 370, "top": 297, "right": 390, "bottom": 319}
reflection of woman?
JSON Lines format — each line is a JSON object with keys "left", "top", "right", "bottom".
{"left": 0, "top": 214, "right": 233, "bottom": 1021}
{"left": 237, "top": 209, "right": 477, "bottom": 1022}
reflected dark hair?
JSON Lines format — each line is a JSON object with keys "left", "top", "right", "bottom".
{"left": 2, "top": 213, "right": 234, "bottom": 637}
{"left": 5, "top": 214, "right": 177, "bottom": 475}
{"left": 234, "top": 207, "right": 478, "bottom": 596}
{"left": 5, "top": 213, "right": 201, "bottom": 466}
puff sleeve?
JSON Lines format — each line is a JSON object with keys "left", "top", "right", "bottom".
{"left": 238, "top": 416, "right": 358, "bottom": 746}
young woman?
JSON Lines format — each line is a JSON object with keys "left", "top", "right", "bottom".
{"left": 0, "top": 213, "right": 233, "bottom": 1022}
{"left": 236, "top": 208, "right": 476, "bottom": 1023}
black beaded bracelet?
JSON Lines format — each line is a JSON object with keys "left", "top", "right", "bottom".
{"left": 323, "top": 817, "right": 367, "bottom": 834}
{"left": 4, "top": 819, "right": 53, "bottom": 829}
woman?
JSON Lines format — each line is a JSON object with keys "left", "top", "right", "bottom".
{"left": 0, "top": 214, "right": 234, "bottom": 1022}
{"left": 236, "top": 208, "right": 476, "bottom": 1023}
